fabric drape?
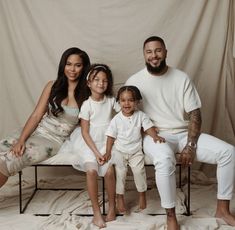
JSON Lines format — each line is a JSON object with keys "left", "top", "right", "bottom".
{"left": 0, "top": 0, "right": 234, "bottom": 145}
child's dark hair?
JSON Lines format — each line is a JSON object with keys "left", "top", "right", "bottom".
{"left": 116, "top": 85, "right": 142, "bottom": 102}
{"left": 85, "top": 64, "right": 113, "bottom": 97}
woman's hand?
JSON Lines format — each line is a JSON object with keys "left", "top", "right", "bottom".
{"left": 10, "top": 140, "right": 26, "bottom": 157}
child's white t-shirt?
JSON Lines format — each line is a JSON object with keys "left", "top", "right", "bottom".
{"left": 106, "top": 110, "right": 153, "bottom": 154}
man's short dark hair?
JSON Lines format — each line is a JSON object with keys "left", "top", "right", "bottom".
{"left": 143, "top": 36, "right": 166, "bottom": 49}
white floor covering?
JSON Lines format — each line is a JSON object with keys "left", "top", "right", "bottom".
{"left": 0, "top": 168, "right": 235, "bottom": 230}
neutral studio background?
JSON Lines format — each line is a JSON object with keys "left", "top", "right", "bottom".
{"left": 1, "top": 2, "right": 235, "bottom": 229}
{"left": 0, "top": 0, "right": 234, "bottom": 146}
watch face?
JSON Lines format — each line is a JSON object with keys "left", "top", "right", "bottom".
{"left": 188, "top": 141, "right": 196, "bottom": 148}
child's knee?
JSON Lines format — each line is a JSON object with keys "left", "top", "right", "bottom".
{"left": 105, "top": 165, "right": 115, "bottom": 178}
{"left": 87, "top": 168, "right": 98, "bottom": 177}
{"left": 132, "top": 165, "right": 146, "bottom": 177}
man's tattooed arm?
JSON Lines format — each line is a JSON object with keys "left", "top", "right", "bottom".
{"left": 180, "top": 108, "right": 202, "bottom": 166}
{"left": 188, "top": 108, "right": 202, "bottom": 143}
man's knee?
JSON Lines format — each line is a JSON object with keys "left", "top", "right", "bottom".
{"left": 153, "top": 156, "right": 176, "bottom": 176}
{"left": 217, "top": 145, "right": 235, "bottom": 167}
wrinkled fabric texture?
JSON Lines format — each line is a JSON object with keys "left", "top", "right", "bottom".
{"left": 0, "top": 0, "right": 234, "bottom": 147}
{"left": 0, "top": 109, "right": 79, "bottom": 176}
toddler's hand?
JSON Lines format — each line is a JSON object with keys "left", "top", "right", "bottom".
{"left": 153, "top": 135, "right": 165, "bottom": 143}
{"left": 155, "top": 126, "right": 159, "bottom": 133}
{"left": 103, "top": 152, "right": 111, "bottom": 162}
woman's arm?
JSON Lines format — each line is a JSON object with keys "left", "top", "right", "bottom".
{"left": 80, "top": 118, "right": 105, "bottom": 165}
{"left": 11, "top": 81, "right": 54, "bottom": 156}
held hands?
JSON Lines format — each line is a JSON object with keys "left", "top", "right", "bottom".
{"left": 96, "top": 153, "right": 106, "bottom": 165}
{"left": 95, "top": 152, "right": 111, "bottom": 165}
{"left": 180, "top": 145, "right": 196, "bottom": 167}
{"left": 103, "top": 152, "right": 111, "bottom": 162}
{"left": 10, "top": 140, "right": 26, "bottom": 157}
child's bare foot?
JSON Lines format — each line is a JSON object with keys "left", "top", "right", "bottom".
{"left": 92, "top": 213, "right": 106, "bottom": 228}
{"left": 117, "top": 194, "right": 127, "bottom": 213}
{"left": 105, "top": 207, "right": 116, "bottom": 222}
{"left": 139, "top": 192, "right": 146, "bottom": 210}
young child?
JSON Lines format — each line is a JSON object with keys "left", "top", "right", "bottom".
{"left": 105, "top": 85, "right": 165, "bottom": 213}
{"left": 70, "top": 64, "right": 120, "bottom": 228}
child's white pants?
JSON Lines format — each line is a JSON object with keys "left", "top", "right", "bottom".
{"left": 114, "top": 149, "right": 147, "bottom": 194}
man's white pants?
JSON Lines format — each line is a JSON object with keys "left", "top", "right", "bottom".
{"left": 143, "top": 131, "right": 235, "bottom": 209}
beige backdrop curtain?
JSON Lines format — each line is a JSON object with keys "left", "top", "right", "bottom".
{"left": 0, "top": 0, "right": 234, "bottom": 145}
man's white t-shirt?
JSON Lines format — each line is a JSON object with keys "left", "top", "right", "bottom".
{"left": 126, "top": 67, "right": 201, "bottom": 133}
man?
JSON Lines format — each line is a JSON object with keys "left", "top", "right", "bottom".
{"left": 126, "top": 36, "right": 235, "bottom": 230}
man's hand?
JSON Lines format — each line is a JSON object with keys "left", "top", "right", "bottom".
{"left": 180, "top": 145, "right": 196, "bottom": 167}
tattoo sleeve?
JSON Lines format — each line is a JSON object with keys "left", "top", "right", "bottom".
{"left": 187, "top": 108, "right": 202, "bottom": 144}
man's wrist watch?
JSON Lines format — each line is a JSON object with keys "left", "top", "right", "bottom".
{"left": 187, "top": 141, "right": 197, "bottom": 148}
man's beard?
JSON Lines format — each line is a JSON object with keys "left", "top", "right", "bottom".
{"left": 146, "top": 59, "right": 167, "bottom": 74}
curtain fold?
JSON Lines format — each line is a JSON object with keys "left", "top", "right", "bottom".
{"left": 0, "top": 0, "right": 234, "bottom": 145}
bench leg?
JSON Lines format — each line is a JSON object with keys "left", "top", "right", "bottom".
{"left": 19, "top": 168, "right": 38, "bottom": 214}
{"left": 102, "top": 177, "right": 105, "bottom": 215}
{"left": 186, "top": 166, "right": 191, "bottom": 216}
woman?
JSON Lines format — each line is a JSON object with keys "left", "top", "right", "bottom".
{"left": 0, "top": 47, "right": 90, "bottom": 188}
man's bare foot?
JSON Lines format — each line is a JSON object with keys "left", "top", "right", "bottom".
{"left": 139, "top": 192, "right": 146, "bottom": 210}
{"left": 166, "top": 208, "right": 179, "bottom": 230}
{"left": 167, "top": 217, "right": 180, "bottom": 230}
{"left": 105, "top": 207, "right": 116, "bottom": 222}
{"left": 92, "top": 213, "right": 106, "bottom": 228}
{"left": 215, "top": 213, "right": 235, "bottom": 226}
{"left": 117, "top": 194, "right": 127, "bottom": 213}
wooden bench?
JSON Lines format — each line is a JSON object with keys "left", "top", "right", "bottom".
{"left": 18, "top": 154, "right": 190, "bottom": 216}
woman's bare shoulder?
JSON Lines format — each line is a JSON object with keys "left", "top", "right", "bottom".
{"left": 43, "top": 80, "right": 55, "bottom": 91}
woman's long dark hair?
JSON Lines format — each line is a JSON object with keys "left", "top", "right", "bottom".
{"left": 48, "top": 47, "right": 90, "bottom": 116}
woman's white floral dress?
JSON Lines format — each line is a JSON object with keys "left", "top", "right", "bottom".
{"left": 0, "top": 106, "right": 79, "bottom": 176}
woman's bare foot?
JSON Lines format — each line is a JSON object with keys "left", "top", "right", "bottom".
{"left": 117, "top": 194, "right": 127, "bottom": 213}
{"left": 139, "top": 192, "right": 146, "bottom": 210}
{"left": 105, "top": 207, "right": 116, "bottom": 222}
{"left": 92, "top": 213, "right": 106, "bottom": 228}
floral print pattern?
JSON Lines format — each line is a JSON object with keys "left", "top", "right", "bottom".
{"left": 0, "top": 109, "right": 78, "bottom": 176}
